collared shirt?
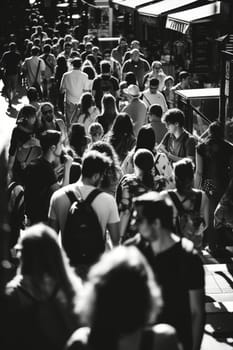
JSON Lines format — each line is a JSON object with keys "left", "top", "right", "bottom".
{"left": 161, "top": 129, "right": 196, "bottom": 159}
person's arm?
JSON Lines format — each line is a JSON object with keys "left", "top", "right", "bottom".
{"left": 60, "top": 73, "right": 66, "bottom": 94}
{"left": 157, "top": 144, "right": 183, "bottom": 163}
{"left": 61, "top": 154, "right": 73, "bottom": 187}
{"left": 201, "top": 191, "right": 209, "bottom": 230}
{"left": 189, "top": 288, "right": 205, "bottom": 350}
{"left": 7, "top": 155, "right": 16, "bottom": 183}
{"left": 107, "top": 222, "right": 120, "bottom": 246}
{"left": 194, "top": 151, "right": 203, "bottom": 189}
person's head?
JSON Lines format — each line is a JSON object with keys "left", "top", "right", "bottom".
{"left": 64, "top": 34, "right": 73, "bottom": 43}
{"left": 70, "top": 50, "right": 80, "bottom": 59}
{"left": 124, "top": 84, "right": 140, "bottom": 100}
{"left": 69, "top": 123, "right": 89, "bottom": 157}
{"left": 133, "top": 148, "right": 155, "bottom": 188}
{"left": 131, "top": 48, "right": 140, "bottom": 62}
{"left": 9, "top": 42, "right": 17, "bottom": 52}
{"left": 27, "top": 87, "right": 39, "bottom": 103}
{"left": 103, "top": 49, "right": 111, "bottom": 61}
{"left": 208, "top": 121, "right": 224, "bottom": 140}
{"left": 118, "top": 37, "right": 127, "bottom": 48}
{"left": 89, "top": 140, "right": 120, "bottom": 189}
{"left": 130, "top": 40, "right": 140, "bottom": 50}
{"left": 80, "top": 92, "right": 96, "bottom": 117}
{"left": 149, "top": 78, "right": 159, "bottom": 94}
{"left": 81, "top": 150, "right": 111, "bottom": 187}
{"left": 57, "top": 55, "right": 68, "bottom": 69}
{"left": 92, "top": 46, "right": 100, "bottom": 56}
{"left": 111, "top": 112, "right": 134, "bottom": 137}
{"left": 82, "top": 65, "right": 96, "bottom": 80}
{"left": 17, "top": 223, "right": 81, "bottom": 297}
{"left": 43, "top": 44, "right": 51, "bottom": 54}
{"left": 151, "top": 61, "right": 162, "bottom": 74}
{"left": 134, "top": 192, "right": 174, "bottom": 241}
{"left": 31, "top": 45, "right": 40, "bottom": 56}
{"left": 100, "top": 60, "right": 111, "bottom": 75}
{"left": 33, "top": 38, "right": 41, "bottom": 47}
{"left": 162, "top": 108, "right": 185, "bottom": 133}
{"left": 86, "top": 53, "right": 96, "bottom": 67}
{"left": 135, "top": 125, "right": 156, "bottom": 152}
{"left": 179, "top": 71, "right": 190, "bottom": 87}
{"left": 40, "top": 102, "right": 55, "bottom": 123}
{"left": 16, "top": 105, "right": 37, "bottom": 128}
{"left": 101, "top": 93, "right": 118, "bottom": 116}
{"left": 148, "top": 104, "right": 163, "bottom": 121}
{"left": 85, "top": 41, "right": 93, "bottom": 52}
{"left": 88, "top": 122, "right": 104, "bottom": 143}
{"left": 78, "top": 246, "right": 162, "bottom": 337}
{"left": 63, "top": 41, "right": 72, "bottom": 54}
{"left": 72, "top": 39, "right": 79, "bottom": 51}
{"left": 39, "top": 130, "right": 63, "bottom": 157}
{"left": 125, "top": 71, "right": 137, "bottom": 86}
{"left": 173, "top": 158, "right": 195, "bottom": 195}
{"left": 164, "top": 75, "right": 174, "bottom": 89}
{"left": 36, "top": 25, "right": 42, "bottom": 33}
{"left": 71, "top": 57, "right": 82, "bottom": 69}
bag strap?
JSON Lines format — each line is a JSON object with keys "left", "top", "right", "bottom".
{"left": 85, "top": 188, "right": 102, "bottom": 205}
{"left": 66, "top": 190, "right": 79, "bottom": 205}
{"left": 142, "top": 93, "right": 151, "bottom": 107}
{"left": 13, "top": 190, "right": 24, "bottom": 214}
{"left": 168, "top": 190, "right": 184, "bottom": 214}
{"left": 8, "top": 182, "right": 18, "bottom": 198}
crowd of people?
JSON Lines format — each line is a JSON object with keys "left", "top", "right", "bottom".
{"left": 1, "top": 8, "right": 233, "bottom": 350}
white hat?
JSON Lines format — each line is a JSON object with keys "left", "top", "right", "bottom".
{"left": 123, "top": 84, "right": 140, "bottom": 97}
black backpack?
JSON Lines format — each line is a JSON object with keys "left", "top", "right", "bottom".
{"left": 62, "top": 189, "right": 105, "bottom": 266}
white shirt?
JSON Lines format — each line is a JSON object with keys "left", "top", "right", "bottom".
{"left": 60, "top": 69, "right": 89, "bottom": 104}
{"left": 48, "top": 182, "right": 120, "bottom": 237}
{"left": 142, "top": 89, "right": 168, "bottom": 113}
{"left": 22, "top": 56, "right": 46, "bottom": 85}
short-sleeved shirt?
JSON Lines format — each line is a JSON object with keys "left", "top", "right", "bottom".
{"left": 122, "top": 99, "right": 147, "bottom": 137}
{"left": 22, "top": 56, "right": 46, "bottom": 85}
{"left": 60, "top": 69, "right": 89, "bottom": 104}
{"left": 161, "top": 129, "right": 196, "bottom": 160}
{"left": 142, "top": 89, "right": 168, "bottom": 112}
{"left": 48, "top": 182, "right": 120, "bottom": 237}
{"left": 92, "top": 75, "right": 119, "bottom": 110}
{"left": 24, "top": 157, "right": 57, "bottom": 223}
{"left": 125, "top": 234, "right": 204, "bottom": 350}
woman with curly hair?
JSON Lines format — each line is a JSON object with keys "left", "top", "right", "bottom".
{"left": 108, "top": 112, "right": 136, "bottom": 164}
{"left": 89, "top": 140, "right": 122, "bottom": 196}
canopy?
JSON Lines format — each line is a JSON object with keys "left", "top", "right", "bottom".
{"left": 138, "top": 0, "right": 199, "bottom": 17}
{"left": 112, "top": 0, "right": 157, "bottom": 10}
{"left": 166, "top": 1, "right": 221, "bottom": 34}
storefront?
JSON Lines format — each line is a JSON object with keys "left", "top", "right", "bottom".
{"left": 165, "top": 1, "right": 224, "bottom": 83}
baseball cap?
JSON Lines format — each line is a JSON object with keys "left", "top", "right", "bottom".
{"left": 123, "top": 84, "right": 140, "bottom": 97}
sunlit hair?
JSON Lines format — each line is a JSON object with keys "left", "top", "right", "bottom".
{"left": 17, "top": 223, "right": 82, "bottom": 307}
{"left": 89, "top": 141, "right": 120, "bottom": 190}
{"left": 79, "top": 92, "right": 95, "bottom": 122}
{"left": 16, "top": 104, "right": 37, "bottom": 126}
{"left": 101, "top": 94, "right": 118, "bottom": 116}
{"left": 78, "top": 246, "right": 162, "bottom": 345}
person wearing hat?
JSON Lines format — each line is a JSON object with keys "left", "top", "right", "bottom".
{"left": 142, "top": 77, "right": 168, "bottom": 113}
{"left": 122, "top": 49, "right": 150, "bottom": 91}
{"left": 122, "top": 84, "right": 147, "bottom": 137}
{"left": 60, "top": 57, "right": 89, "bottom": 129}
{"left": 125, "top": 191, "right": 205, "bottom": 350}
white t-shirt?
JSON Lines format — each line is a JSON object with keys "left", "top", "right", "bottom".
{"left": 142, "top": 89, "right": 168, "bottom": 112}
{"left": 60, "top": 69, "right": 89, "bottom": 104}
{"left": 23, "top": 56, "right": 46, "bottom": 85}
{"left": 48, "top": 182, "right": 120, "bottom": 237}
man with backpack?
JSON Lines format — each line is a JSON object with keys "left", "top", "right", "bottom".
{"left": 92, "top": 61, "right": 119, "bottom": 110}
{"left": 125, "top": 191, "right": 205, "bottom": 350}
{"left": 48, "top": 150, "right": 120, "bottom": 270}
{"left": 158, "top": 108, "right": 196, "bottom": 163}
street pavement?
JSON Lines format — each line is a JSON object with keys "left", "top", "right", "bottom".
{"left": 1, "top": 82, "right": 233, "bottom": 349}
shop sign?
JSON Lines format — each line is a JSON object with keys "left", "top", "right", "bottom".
{"left": 166, "top": 17, "right": 189, "bottom": 34}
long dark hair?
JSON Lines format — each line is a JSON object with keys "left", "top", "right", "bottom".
{"left": 79, "top": 92, "right": 95, "bottom": 122}
{"left": 135, "top": 125, "right": 156, "bottom": 152}
{"left": 133, "top": 148, "right": 155, "bottom": 189}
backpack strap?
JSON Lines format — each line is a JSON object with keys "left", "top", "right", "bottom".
{"left": 66, "top": 190, "right": 79, "bottom": 205}
{"left": 8, "top": 182, "right": 18, "bottom": 198}
{"left": 167, "top": 190, "right": 184, "bottom": 214}
{"left": 85, "top": 189, "right": 102, "bottom": 205}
